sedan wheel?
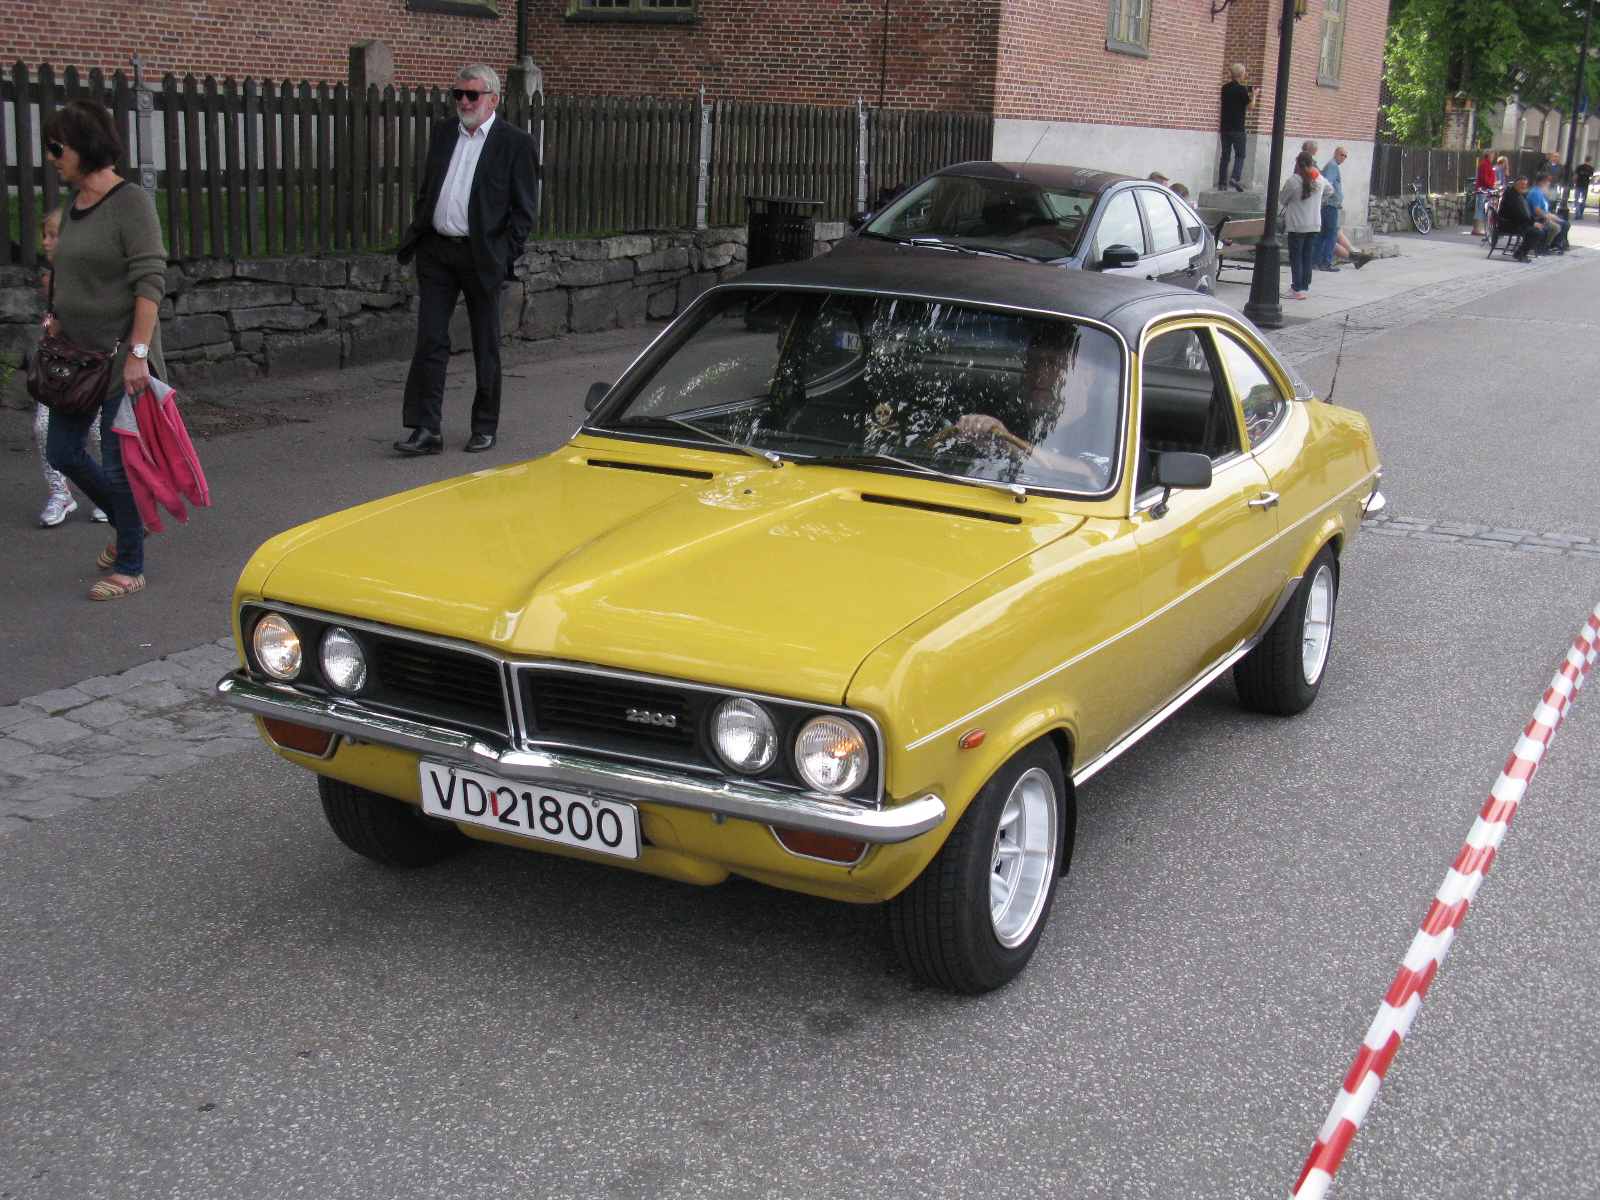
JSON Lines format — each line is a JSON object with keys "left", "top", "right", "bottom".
{"left": 1235, "top": 544, "right": 1339, "bottom": 715}
{"left": 889, "top": 742, "right": 1070, "bottom": 993}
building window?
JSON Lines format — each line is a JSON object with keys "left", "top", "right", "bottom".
{"left": 1106, "top": 0, "right": 1151, "bottom": 56}
{"left": 1317, "top": 0, "right": 1345, "bottom": 86}
{"left": 568, "top": 0, "right": 697, "bottom": 20}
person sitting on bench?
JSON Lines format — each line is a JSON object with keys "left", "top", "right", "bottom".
{"left": 1496, "top": 177, "right": 1541, "bottom": 262}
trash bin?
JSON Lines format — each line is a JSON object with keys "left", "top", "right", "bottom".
{"left": 745, "top": 196, "right": 825, "bottom": 270}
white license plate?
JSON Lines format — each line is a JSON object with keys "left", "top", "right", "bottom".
{"left": 419, "top": 762, "right": 641, "bottom": 860}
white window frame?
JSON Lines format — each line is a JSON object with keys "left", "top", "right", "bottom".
{"left": 1106, "top": 0, "right": 1151, "bottom": 57}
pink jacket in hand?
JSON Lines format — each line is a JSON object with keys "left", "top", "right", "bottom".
{"left": 111, "top": 379, "right": 211, "bottom": 534}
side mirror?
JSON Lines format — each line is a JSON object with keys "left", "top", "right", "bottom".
{"left": 1098, "top": 244, "right": 1140, "bottom": 270}
{"left": 1150, "top": 451, "right": 1212, "bottom": 519}
{"left": 584, "top": 381, "right": 611, "bottom": 413}
{"left": 848, "top": 210, "right": 875, "bottom": 231}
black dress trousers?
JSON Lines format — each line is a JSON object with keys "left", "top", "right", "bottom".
{"left": 401, "top": 231, "right": 503, "bottom": 436}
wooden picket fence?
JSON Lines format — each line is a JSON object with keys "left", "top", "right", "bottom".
{"left": 2, "top": 61, "right": 993, "bottom": 267}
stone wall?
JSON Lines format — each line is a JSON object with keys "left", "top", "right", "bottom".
{"left": 1367, "top": 190, "right": 1472, "bottom": 233}
{"left": 0, "top": 221, "right": 847, "bottom": 399}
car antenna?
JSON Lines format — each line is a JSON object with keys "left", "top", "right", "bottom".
{"left": 1323, "top": 311, "right": 1351, "bottom": 405}
{"left": 1020, "top": 125, "right": 1051, "bottom": 166}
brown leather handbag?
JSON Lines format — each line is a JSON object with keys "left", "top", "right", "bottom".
{"left": 27, "top": 311, "right": 119, "bottom": 416}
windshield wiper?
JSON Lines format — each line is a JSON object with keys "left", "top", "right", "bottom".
{"left": 797, "top": 450, "right": 1027, "bottom": 502}
{"left": 616, "top": 415, "right": 783, "bottom": 468}
{"left": 865, "top": 232, "right": 1041, "bottom": 263}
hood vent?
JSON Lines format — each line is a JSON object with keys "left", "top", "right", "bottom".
{"left": 860, "top": 493, "right": 1024, "bottom": 525}
{"left": 588, "top": 458, "right": 714, "bottom": 481}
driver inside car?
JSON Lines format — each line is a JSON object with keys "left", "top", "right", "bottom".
{"left": 949, "top": 323, "right": 1120, "bottom": 490}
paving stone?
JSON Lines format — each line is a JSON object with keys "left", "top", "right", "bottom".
{"left": 1461, "top": 538, "right": 1519, "bottom": 549}
{"left": 1409, "top": 531, "right": 1460, "bottom": 543}
{"left": 1384, "top": 521, "right": 1430, "bottom": 531}
{"left": 165, "top": 645, "right": 237, "bottom": 669}
{"left": 0, "top": 738, "right": 38, "bottom": 763}
{"left": 1541, "top": 532, "right": 1593, "bottom": 544}
{"left": 73, "top": 674, "right": 139, "bottom": 699}
{"left": 1569, "top": 547, "right": 1600, "bottom": 559}
{"left": 1516, "top": 543, "right": 1564, "bottom": 555}
{"left": 13, "top": 795, "right": 94, "bottom": 819}
{"left": 70, "top": 699, "right": 138, "bottom": 729}
{"left": 1489, "top": 528, "right": 1537, "bottom": 538}
{"left": 71, "top": 775, "right": 148, "bottom": 800}
{"left": 192, "top": 736, "right": 261, "bottom": 759}
{"left": 0, "top": 705, "right": 33, "bottom": 731}
{"left": 20, "top": 686, "right": 93, "bottom": 715}
{"left": 0, "top": 817, "right": 30, "bottom": 836}
{"left": 1367, "top": 526, "right": 1411, "bottom": 536}
{"left": 121, "top": 659, "right": 190, "bottom": 685}
{"left": 8, "top": 717, "right": 92, "bottom": 748}
{"left": 1521, "top": 535, "right": 1576, "bottom": 548}
{"left": 132, "top": 739, "right": 200, "bottom": 758}
{"left": 104, "top": 716, "right": 179, "bottom": 741}
{"left": 118, "top": 682, "right": 190, "bottom": 713}
{"left": 1476, "top": 531, "right": 1523, "bottom": 543}
{"left": 66, "top": 755, "right": 146, "bottom": 779}
{"left": 1431, "top": 523, "right": 1488, "bottom": 535}
{"left": 0, "top": 752, "right": 78, "bottom": 781}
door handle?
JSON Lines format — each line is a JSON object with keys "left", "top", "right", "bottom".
{"left": 1247, "top": 491, "right": 1281, "bottom": 510}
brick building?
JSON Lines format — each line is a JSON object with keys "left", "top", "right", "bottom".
{"left": 6, "top": 0, "right": 1388, "bottom": 219}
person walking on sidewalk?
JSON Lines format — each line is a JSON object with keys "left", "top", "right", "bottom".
{"left": 1573, "top": 157, "right": 1594, "bottom": 221}
{"left": 1313, "top": 146, "right": 1347, "bottom": 270}
{"left": 41, "top": 99, "right": 165, "bottom": 601}
{"left": 1280, "top": 152, "right": 1330, "bottom": 300}
{"left": 1218, "top": 65, "right": 1254, "bottom": 193}
{"left": 394, "top": 64, "right": 539, "bottom": 456}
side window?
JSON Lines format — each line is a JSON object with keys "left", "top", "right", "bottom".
{"left": 1137, "top": 189, "right": 1183, "bottom": 254}
{"left": 1215, "top": 331, "right": 1288, "bottom": 446}
{"left": 1094, "top": 190, "right": 1147, "bottom": 260}
{"left": 1138, "top": 327, "right": 1242, "bottom": 491}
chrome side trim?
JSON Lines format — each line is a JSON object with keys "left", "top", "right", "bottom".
{"left": 1070, "top": 573, "right": 1299, "bottom": 788}
{"left": 216, "top": 673, "right": 944, "bottom": 844}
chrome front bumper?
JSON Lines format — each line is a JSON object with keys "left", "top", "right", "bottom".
{"left": 216, "top": 672, "right": 946, "bottom": 844}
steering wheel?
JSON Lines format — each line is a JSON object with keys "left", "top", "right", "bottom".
{"left": 923, "top": 424, "right": 1037, "bottom": 457}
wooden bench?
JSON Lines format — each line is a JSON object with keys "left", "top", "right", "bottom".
{"left": 1212, "top": 215, "right": 1266, "bottom": 276}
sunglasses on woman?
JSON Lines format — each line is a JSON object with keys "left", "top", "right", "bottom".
{"left": 450, "top": 88, "right": 491, "bottom": 102}
{"left": 47, "top": 140, "right": 65, "bottom": 158}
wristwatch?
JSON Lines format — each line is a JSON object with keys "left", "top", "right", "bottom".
{"left": 130, "top": 343, "right": 149, "bottom": 360}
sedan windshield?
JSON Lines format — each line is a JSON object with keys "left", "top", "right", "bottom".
{"left": 597, "top": 289, "right": 1124, "bottom": 495}
{"left": 863, "top": 174, "right": 1097, "bottom": 262}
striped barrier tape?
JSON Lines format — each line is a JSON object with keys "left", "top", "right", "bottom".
{"left": 1292, "top": 600, "right": 1600, "bottom": 1200}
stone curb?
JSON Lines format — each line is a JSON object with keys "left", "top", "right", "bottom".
{"left": 1363, "top": 513, "right": 1600, "bottom": 559}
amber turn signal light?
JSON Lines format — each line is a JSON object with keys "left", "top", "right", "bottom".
{"left": 261, "top": 717, "right": 337, "bottom": 758}
{"left": 958, "top": 728, "right": 986, "bottom": 750}
{"left": 772, "top": 827, "right": 866, "bottom": 863}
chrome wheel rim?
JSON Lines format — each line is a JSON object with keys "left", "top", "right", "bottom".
{"left": 1301, "top": 564, "right": 1335, "bottom": 685}
{"left": 989, "top": 767, "right": 1058, "bottom": 948}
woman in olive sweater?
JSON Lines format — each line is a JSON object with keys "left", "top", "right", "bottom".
{"left": 42, "top": 99, "right": 167, "bottom": 600}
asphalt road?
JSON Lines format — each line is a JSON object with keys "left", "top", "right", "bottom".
{"left": 4, "top": 260, "right": 1600, "bottom": 1198}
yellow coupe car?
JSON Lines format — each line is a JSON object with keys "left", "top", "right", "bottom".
{"left": 217, "top": 255, "right": 1380, "bottom": 993}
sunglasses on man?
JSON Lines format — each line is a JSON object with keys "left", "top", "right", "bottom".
{"left": 451, "top": 88, "right": 492, "bottom": 102}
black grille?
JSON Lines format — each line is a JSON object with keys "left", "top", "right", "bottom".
{"left": 372, "top": 640, "right": 506, "bottom": 725}
{"left": 525, "top": 673, "right": 696, "bottom": 746}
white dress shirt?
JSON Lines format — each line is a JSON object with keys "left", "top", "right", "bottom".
{"left": 432, "top": 111, "right": 496, "bottom": 237}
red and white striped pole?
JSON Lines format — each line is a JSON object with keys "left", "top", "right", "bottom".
{"left": 1292, "top": 601, "right": 1600, "bottom": 1200}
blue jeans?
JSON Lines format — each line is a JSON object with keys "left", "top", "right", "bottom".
{"left": 1286, "top": 231, "right": 1316, "bottom": 292}
{"left": 1218, "top": 130, "right": 1247, "bottom": 185}
{"left": 44, "top": 394, "right": 144, "bottom": 576}
{"left": 1313, "top": 205, "right": 1340, "bottom": 266}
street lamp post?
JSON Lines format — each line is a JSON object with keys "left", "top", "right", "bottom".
{"left": 1243, "top": 0, "right": 1302, "bottom": 330}
{"left": 1563, "top": 0, "right": 1596, "bottom": 209}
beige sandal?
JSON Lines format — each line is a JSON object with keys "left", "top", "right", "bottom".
{"left": 96, "top": 544, "right": 117, "bottom": 570}
{"left": 88, "top": 574, "right": 145, "bottom": 601}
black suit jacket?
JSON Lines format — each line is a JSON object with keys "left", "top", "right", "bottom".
{"left": 396, "top": 115, "right": 540, "bottom": 293}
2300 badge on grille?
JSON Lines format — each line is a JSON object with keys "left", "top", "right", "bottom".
{"left": 419, "top": 762, "right": 641, "bottom": 860}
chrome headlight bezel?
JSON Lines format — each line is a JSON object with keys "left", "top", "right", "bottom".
{"left": 251, "top": 612, "right": 303, "bottom": 681}
{"left": 319, "top": 626, "right": 368, "bottom": 694}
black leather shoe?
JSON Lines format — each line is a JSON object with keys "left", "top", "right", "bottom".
{"left": 464, "top": 433, "right": 496, "bottom": 453}
{"left": 394, "top": 428, "right": 443, "bottom": 455}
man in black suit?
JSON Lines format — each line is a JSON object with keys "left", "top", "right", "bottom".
{"left": 395, "top": 63, "right": 539, "bottom": 454}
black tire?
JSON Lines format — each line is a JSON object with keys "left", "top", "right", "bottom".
{"left": 1234, "top": 545, "right": 1339, "bottom": 716}
{"left": 317, "top": 774, "right": 469, "bottom": 867}
{"left": 888, "top": 741, "right": 1072, "bottom": 994}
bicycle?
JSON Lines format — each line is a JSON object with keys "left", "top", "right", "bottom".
{"left": 1407, "top": 182, "right": 1434, "bottom": 234}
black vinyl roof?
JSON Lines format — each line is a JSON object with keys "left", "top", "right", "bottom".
{"left": 731, "top": 253, "right": 1244, "bottom": 345}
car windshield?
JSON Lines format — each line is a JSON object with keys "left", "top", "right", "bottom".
{"left": 597, "top": 289, "right": 1124, "bottom": 495}
{"left": 863, "top": 174, "right": 1097, "bottom": 262}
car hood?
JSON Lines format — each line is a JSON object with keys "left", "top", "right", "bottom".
{"left": 258, "top": 442, "right": 1083, "bottom": 705}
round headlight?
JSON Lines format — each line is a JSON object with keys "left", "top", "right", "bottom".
{"left": 712, "top": 697, "right": 778, "bottom": 773}
{"left": 253, "top": 612, "right": 302, "bottom": 681}
{"left": 320, "top": 627, "right": 367, "bottom": 693}
{"left": 794, "top": 716, "right": 869, "bottom": 794}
